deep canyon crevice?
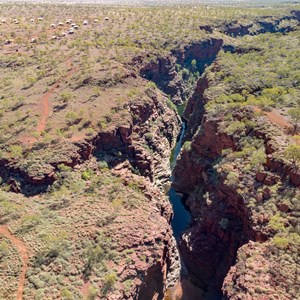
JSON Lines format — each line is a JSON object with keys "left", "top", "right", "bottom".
{"left": 1, "top": 9, "right": 300, "bottom": 300}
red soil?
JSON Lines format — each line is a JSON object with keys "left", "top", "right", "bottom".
{"left": 254, "top": 107, "right": 300, "bottom": 144}
{"left": 80, "top": 280, "right": 90, "bottom": 297}
{"left": 264, "top": 110, "right": 291, "bottom": 130}
{"left": 37, "top": 58, "right": 77, "bottom": 134}
{"left": 20, "top": 58, "right": 77, "bottom": 146}
{"left": 0, "top": 226, "right": 29, "bottom": 300}
{"left": 254, "top": 107, "right": 291, "bottom": 130}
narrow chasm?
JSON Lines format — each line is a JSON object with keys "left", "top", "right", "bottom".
{"left": 132, "top": 37, "right": 226, "bottom": 299}
{"left": 168, "top": 72, "right": 256, "bottom": 299}
{"left": 166, "top": 119, "right": 206, "bottom": 300}
{"left": 162, "top": 38, "right": 257, "bottom": 299}
{"left": 162, "top": 14, "right": 300, "bottom": 298}
{"left": 155, "top": 39, "right": 227, "bottom": 299}
{"left": 168, "top": 121, "right": 191, "bottom": 240}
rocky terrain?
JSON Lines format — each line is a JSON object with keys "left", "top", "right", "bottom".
{"left": 0, "top": 83, "right": 182, "bottom": 299}
{"left": 173, "top": 21, "right": 300, "bottom": 299}
{"left": 0, "top": 2, "right": 300, "bottom": 300}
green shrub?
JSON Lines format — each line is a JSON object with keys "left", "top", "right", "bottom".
{"left": 224, "top": 121, "right": 246, "bottom": 136}
{"left": 102, "top": 272, "right": 117, "bottom": 295}
{"left": 123, "top": 279, "right": 133, "bottom": 292}
{"left": 82, "top": 169, "right": 93, "bottom": 181}
{"left": 225, "top": 171, "right": 239, "bottom": 187}
{"left": 288, "top": 108, "right": 300, "bottom": 132}
{"left": 183, "top": 141, "right": 192, "bottom": 152}
{"left": 9, "top": 145, "right": 23, "bottom": 158}
{"left": 250, "top": 148, "right": 266, "bottom": 169}
{"left": 191, "top": 59, "right": 197, "bottom": 71}
{"left": 268, "top": 214, "right": 286, "bottom": 232}
{"left": 166, "top": 98, "right": 176, "bottom": 111}
{"left": 20, "top": 215, "right": 41, "bottom": 231}
{"left": 85, "top": 128, "right": 96, "bottom": 137}
{"left": 61, "top": 287, "right": 74, "bottom": 300}
{"left": 181, "top": 68, "right": 189, "bottom": 79}
{"left": 58, "top": 164, "right": 72, "bottom": 172}
{"left": 147, "top": 81, "right": 156, "bottom": 89}
{"left": 98, "top": 161, "right": 109, "bottom": 170}
{"left": 284, "top": 144, "right": 300, "bottom": 166}
{"left": 0, "top": 241, "right": 9, "bottom": 260}
{"left": 65, "top": 111, "right": 81, "bottom": 126}
{"left": 83, "top": 245, "right": 105, "bottom": 278}
{"left": 0, "top": 200, "right": 20, "bottom": 219}
{"left": 273, "top": 235, "right": 289, "bottom": 249}
{"left": 60, "top": 92, "right": 73, "bottom": 103}
{"left": 87, "top": 286, "right": 98, "bottom": 300}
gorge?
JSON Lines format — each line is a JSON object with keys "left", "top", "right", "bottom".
{"left": 152, "top": 10, "right": 300, "bottom": 299}
{"left": 0, "top": 3, "right": 300, "bottom": 300}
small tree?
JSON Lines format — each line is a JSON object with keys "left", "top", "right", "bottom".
{"left": 87, "top": 286, "right": 98, "bottom": 300}
{"left": 83, "top": 245, "right": 104, "bottom": 278}
{"left": 65, "top": 111, "right": 81, "bottom": 125}
{"left": 191, "top": 59, "right": 197, "bottom": 72}
{"left": 288, "top": 108, "right": 300, "bottom": 132}
{"left": 9, "top": 145, "right": 23, "bottom": 158}
{"left": 102, "top": 272, "right": 117, "bottom": 295}
{"left": 60, "top": 92, "right": 73, "bottom": 103}
{"left": 284, "top": 144, "right": 300, "bottom": 166}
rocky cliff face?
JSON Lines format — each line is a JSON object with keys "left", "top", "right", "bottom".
{"left": 139, "top": 38, "right": 223, "bottom": 105}
{"left": 93, "top": 87, "right": 181, "bottom": 187}
{"left": 199, "top": 13, "right": 300, "bottom": 37}
{"left": 172, "top": 62, "right": 300, "bottom": 299}
{"left": 94, "top": 88, "right": 182, "bottom": 298}
{"left": 1, "top": 86, "right": 180, "bottom": 194}
{"left": 1, "top": 85, "right": 181, "bottom": 299}
{"left": 173, "top": 107, "right": 256, "bottom": 295}
{"left": 106, "top": 167, "right": 180, "bottom": 300}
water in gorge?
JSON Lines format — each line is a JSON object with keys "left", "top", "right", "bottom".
{"left": 167, "top": 117, "right": 223, "bottom": 300}
{"left": 166, "top": 119, "right": 205, "bottom": 300}
{"left": 168, "top": 121, "right": 191, "bottom": 239}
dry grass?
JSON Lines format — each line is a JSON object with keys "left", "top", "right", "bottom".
{"left": 0, "top": 157, "right": 162, "bottom": 299}
{"left": 0, "top": 3, "right": 297, "bottom": 155}
{"left": 0, "top": 2, "right": 299, "bottom": 299}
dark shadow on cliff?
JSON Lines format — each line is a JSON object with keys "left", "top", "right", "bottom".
{"left": 177, "top": 184, "right": 256, "bottom": 299}
{"left": 137, "top": 263, "right": 165, "bottom": 300}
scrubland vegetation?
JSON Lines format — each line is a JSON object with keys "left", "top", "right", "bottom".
{"left": 0, "top": 1, "right": 300, "bottom": 299}
{"left": 205, "top": 29, "right": 300, "bottom": 154}
{"left": 0, "top": 2, "right": 298, "bottom": 166}
{"left": 0, "top": 2, "right": 298, "bottom": 154}
{"left": 182, "top": 24, "right": 300, "bottom": 299}
{"left": 0, "top": 157, "right": 153, "bottom": 299}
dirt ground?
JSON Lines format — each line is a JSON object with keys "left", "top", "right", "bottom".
{"left": 255, "top": 107, "right": 300, "bottom": 144}
{"left": 0, "top": 226, "right": 28, "bottom": 300}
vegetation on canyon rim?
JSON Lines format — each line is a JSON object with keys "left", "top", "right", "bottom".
{"left": 0, "top": 1, "right": 300, "bottom": 300}
{"left": 207, "top": 28, "right": 300, "bottom": 244}
{"left": 176, "top": 20, "right": 300, "bottom": 299}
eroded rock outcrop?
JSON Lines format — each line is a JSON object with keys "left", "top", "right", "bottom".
{"left": 1, "top": 83, "right": 181, "bottom": 299}
{"left": 139, "top": 38, "right": 223, "bottom": 105}
{"left": 223, "top": 240, "right": 299, "bottom": 300}
{"left": 173, "top": 62, "right": 300, "bottom": 299}
{"left": 214, "top": 14, "right": 299, "bottom": 37}
{"left": 1, "top": 86, "right": 180, "bottom": 195}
